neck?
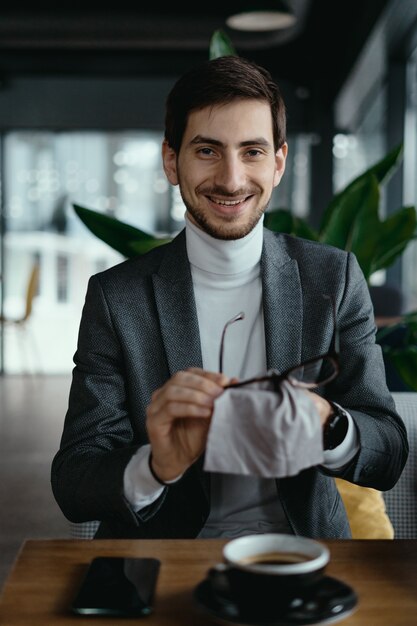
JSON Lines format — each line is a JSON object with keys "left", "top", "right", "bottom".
{"left": 185, "top": 214, "right": 264, "bottom": 275}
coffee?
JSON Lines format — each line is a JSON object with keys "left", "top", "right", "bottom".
{"left": 239, "top": 551, "right": 312, "bottom": 566}
{"left": 210, "top": 534, "right": 330, "bottom": 619}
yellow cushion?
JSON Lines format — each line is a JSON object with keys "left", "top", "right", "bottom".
{"left": 335, "top": 478, "right": 394, "bottom": 539}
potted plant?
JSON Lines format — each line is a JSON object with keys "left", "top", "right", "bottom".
{"left": 264, "top": 143, "right": 415, "bottom": 284}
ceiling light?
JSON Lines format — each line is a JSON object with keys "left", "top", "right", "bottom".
{"left": 226, "top": 1, "right": 297, "bottom": 32}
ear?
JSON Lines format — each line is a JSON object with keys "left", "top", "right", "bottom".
{"left": 162, "top": 140, "right": 179, "bottom": 185}
{"left": 273, "top": 142, "right": 288, "bottom": 187}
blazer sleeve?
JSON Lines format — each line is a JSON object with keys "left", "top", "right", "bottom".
{"left": 51, "top": 274, "right": 142, "bottom": 528}
{"left": 324, "top": 252, "right": 409, "bottom": 491}
{"left": 51, "top": 270, "right": 209, "bottom": 538}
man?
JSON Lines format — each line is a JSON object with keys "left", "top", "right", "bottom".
{"left": 51, "top": 55, "right": 408, "bottom": 539}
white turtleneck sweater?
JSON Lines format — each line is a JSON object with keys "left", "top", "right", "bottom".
{"left": 186, "top": 213, "right": 266, "bottom": 380}
{"left": 123, "top": 213, "right": 358, "bottom": 536}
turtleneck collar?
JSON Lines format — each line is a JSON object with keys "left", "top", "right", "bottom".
{"left": 185, "top": 213, "right": 264, "bottom": 276}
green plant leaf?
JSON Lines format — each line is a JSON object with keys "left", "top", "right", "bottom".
{"left": 403, "top": 310, "right": 417, "bottom": 331}
{"left": 320, "top": 143, "right": 403, "bottom": 233}
{"left": 129, "top": 238, "right": 172, "bottom": 255}
{"left": 73, "top": 204, "right": 163, "bottom": 259}
{"left": 369, "top": 206, "right": 417, "bottom": 273}
{"left": 377, "top": 314, "right": 417, "bottom": 390}
{"left": 367, "top": 142, "right": 404, "bottom": 186}
{"left": 292, "top": 216, "right": 319, "bottom": 241}
{"left": 345, "top": 184, "right": 417, "bottom": 280}
{"left": 382, "top": 346, "right": 417, "bottom": 391}
{"left": 319, "top": 174, "right": 379, "bottom": 252}
{"left": 346, "top": 180, "right": 381, "bottom": 280}
{"left": 264, "top": 208, "right": 319, "bottom": 240}
{"left": 264, "top": 208, "right": 294, "bottom": 233}
{"left": 209, "top": 29, "right": 237, "bottom": 59}
{"left": 376, "top": 312, "right": 417, "bottom": 342}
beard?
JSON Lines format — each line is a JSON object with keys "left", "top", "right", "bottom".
{"left": 179, "top": 184, "right": 270, "bottom": 241}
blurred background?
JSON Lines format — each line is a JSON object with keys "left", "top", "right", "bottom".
{"left": 1, "top": 0, "right": 417, "bottom": 374}
{"left": 1, "top": 0, "right": 417, "bottom": 591}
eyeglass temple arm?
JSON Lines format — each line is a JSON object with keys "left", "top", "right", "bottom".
{"left": 219, "top": 312, "right": 245, "bottom": 374}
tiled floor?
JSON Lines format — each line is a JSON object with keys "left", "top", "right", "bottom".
{"left": 0, "top": 375, "right": 71, "bottom": 593}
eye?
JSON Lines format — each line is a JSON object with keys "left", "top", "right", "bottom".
{"left": 198, "top": 147, "right": 215, "bottom": 156}
{"left": 246, "top": 148, "right": 263, "bottom": 157}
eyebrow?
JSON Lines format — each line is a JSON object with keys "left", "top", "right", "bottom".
{"left": 189, "top": 135, "right": 272, "bottom": 148}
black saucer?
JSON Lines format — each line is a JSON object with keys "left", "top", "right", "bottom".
{"left": 193, "top": 574, "right": 358, "bottom": 626}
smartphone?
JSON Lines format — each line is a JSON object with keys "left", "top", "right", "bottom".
{"left": 71, "top": 556, "right": 160, "bottom": 617}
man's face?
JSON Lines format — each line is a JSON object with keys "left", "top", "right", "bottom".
{"left": 162, "top": 99, "right": 287, "bottom": 240}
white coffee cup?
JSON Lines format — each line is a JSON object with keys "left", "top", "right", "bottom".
{"left": 223, "top": 533, "right": 329, "bottom": 576}
{"left": 209, "top": 534, "right": 330, "bottom": 619}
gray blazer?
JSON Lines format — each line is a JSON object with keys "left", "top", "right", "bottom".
{"left": 51, "top": 228, "right": 408, "bottom": 539}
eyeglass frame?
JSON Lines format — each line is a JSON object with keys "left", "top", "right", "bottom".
{"left": 219, "top": 294, "right": 340, "bottom": 391}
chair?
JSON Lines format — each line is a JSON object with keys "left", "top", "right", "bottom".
{"left": 372, "top": 283, "right": 411, "bottom": 392}
{"left": 0, "top": 261, "right": 40, "bottom": 327}
{"left": 69, "top": 520, "right": 100, "bottom": 539}
{"left": 0, "top": 261, "right": 40, "bottom": 372}
{"left": 383, "top": 392, "right": 417, "bottom": 538}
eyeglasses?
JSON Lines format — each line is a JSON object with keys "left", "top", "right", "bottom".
{"left": 219, "top": 295, "right": 340, "bottom": 391}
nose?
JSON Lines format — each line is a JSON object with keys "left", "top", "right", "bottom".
{"left": 214, "top": 153, "right": 246, "bottom": 192}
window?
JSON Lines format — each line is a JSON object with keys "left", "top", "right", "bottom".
{"left": 402, "top": 48, "right": 417, "bottom": 311}
{"left": 1, "top": 129, "right": 314, "bottom": 373}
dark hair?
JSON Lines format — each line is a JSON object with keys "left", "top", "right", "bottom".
{"left": 165, "top": 55, "right": 286, "bottom": 153}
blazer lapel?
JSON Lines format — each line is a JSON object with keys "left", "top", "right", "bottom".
{"left": 152, "top": 230, "right": 203, "bottom": 376}
{"left": 262, "top": 229, "right": 303, "bottom": 373}
{"left": 152, "top": 230, "right": 209, "bottom": 502}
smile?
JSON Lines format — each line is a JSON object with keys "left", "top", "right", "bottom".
{"left": 208, "top": 196, "right": 251, "bottom": 206}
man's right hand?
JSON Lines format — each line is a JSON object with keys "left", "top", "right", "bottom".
{"left": 146, "top": 367, "right": 230, "bottom": 483}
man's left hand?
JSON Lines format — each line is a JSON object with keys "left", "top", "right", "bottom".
{"left": 305, "top": 391, "right": 333, "bottom": 425}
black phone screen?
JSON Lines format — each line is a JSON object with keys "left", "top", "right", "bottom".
{"left": 71, "top": 556, "right": 161, "bottom": 617}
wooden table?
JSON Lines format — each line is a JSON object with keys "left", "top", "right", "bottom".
{"left": 0, "top": 539, "right": 416, "bottom": 625}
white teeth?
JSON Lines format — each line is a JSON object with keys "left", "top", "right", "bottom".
{"left": 213, "top": 198, "right": 243, "bottom": 206}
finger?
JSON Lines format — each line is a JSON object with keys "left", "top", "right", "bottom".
{"left": 155, "top": 401, "right": 212, "bottom": 419}
{"left": 187, "top": 368, "right": 231, "bottom": 387}
{"left": 304, "top": 391, "right": 332, "bottom": 425}
{"left": 153, "top": 370, "right": 227, "bottom": 401}
{"left": 150, "top": 384, "right": 217, "bottom": 415}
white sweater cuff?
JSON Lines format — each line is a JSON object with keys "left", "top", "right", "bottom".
{"left": 123, "top": 444, "right": 165, "bottom": 511}
{"left": 124, "top": 444, "right": 184, "bottom": 511}
{"left": 322, "top": 406, "right": 360, "bottom": 470}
